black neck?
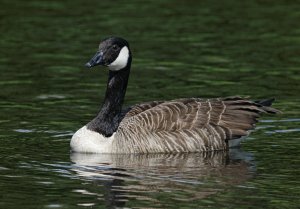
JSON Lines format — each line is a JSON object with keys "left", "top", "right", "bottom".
{"left": 87, "top": 59, "right": 131, "bottom": 137}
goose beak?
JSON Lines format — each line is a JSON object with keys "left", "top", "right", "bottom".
{"left": 85, "top": 51, "right": 104, "bottom": 68}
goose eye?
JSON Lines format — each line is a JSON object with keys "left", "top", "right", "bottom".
{"left": 112, "top": 45, "right": 118, "bottom": 50}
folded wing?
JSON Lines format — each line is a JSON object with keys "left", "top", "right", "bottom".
{"left": 115, "top": 97, "right": 279, "bottom": 153}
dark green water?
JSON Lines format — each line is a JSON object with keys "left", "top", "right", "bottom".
{"left": 0, "top": 0, "right": 299, "bottom": 208}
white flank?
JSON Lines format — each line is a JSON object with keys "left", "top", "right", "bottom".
{"left": 70, "top": 126, "right": 115, "bottom": 153}
{"left": 108, "top": 46, "right": 129, "bottom": 71}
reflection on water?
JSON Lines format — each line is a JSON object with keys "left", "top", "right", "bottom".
{"left": 70, "top": 149, "right": 255, "bottom": 208}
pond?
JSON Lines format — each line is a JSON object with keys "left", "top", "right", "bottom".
{"left": 0, "top": 0, "right": 299, "bottom": 208}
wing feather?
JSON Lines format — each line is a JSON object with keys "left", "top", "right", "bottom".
{"left": 114, "top": 97, "right": 279, "bottom": 153}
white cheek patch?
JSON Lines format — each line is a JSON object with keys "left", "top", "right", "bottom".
{"left": 108, "top": 46, "right": 129, "bottom": 71}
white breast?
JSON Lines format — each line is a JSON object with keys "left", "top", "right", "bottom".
{"left": 70, "top": 126, "right": 115, "bottom": 153}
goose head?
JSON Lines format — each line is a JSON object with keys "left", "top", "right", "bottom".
{"left": 85, "top": 37, "right": 131, "bottom": 71}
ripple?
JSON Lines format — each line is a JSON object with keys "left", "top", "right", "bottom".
{"left": 0, "top": 166, "right": 9, "bottom": 170}
{"left": 14, "top": 129, "right": 34, "bottom": 133}
{"left": 46, "top": 204, "right": 63, "bottom": 208}
{"left": 77, "top": 203, "right": 95, "bottom": 207}
{"left": 266, "top": 128, "right": 300, "bottom": 134}
{"left": 261, "top": 118, "right": 300, "bottom": 123}
{"left": 36, "top": 94, "right": 66, "bottom": 100}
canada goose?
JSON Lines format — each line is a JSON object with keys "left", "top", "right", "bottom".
{"left": 71, "top": 37, "right": 280, "bottom": 153}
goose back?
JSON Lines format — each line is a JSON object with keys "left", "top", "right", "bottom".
{"left": 112, "top": 96, "right": 279, "bottom": 153}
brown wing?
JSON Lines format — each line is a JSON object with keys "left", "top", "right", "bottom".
{"left": 115, "top": 97, "right": 279, "bottom": 153}
{"left": 122, "top": 101, "right": 165, "bottom": 118}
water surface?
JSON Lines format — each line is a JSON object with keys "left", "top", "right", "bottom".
{"left": 0, "top": 0, "right": 299, "bottom": 208}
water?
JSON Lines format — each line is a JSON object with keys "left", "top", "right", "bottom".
{"left": 0, "top": 0, "right": 299, "bottom": 208}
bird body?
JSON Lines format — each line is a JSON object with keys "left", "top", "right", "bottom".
{"left": 71, "top": 37, "right": 279, "bottom": 153}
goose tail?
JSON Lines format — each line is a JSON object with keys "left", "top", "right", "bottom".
{"left": 221, "top": 97, "right": 281, "bottom": 147}
{"left": 255, "top": 98, "right": 282, "bottom": 114}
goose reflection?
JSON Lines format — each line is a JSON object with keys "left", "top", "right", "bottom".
{"left": 70, "top": 149, "right": 255, "bottom": 208}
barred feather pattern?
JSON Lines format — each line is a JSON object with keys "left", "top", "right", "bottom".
{"left": 111, "top": 96, "right": 279, "bottom": 153}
